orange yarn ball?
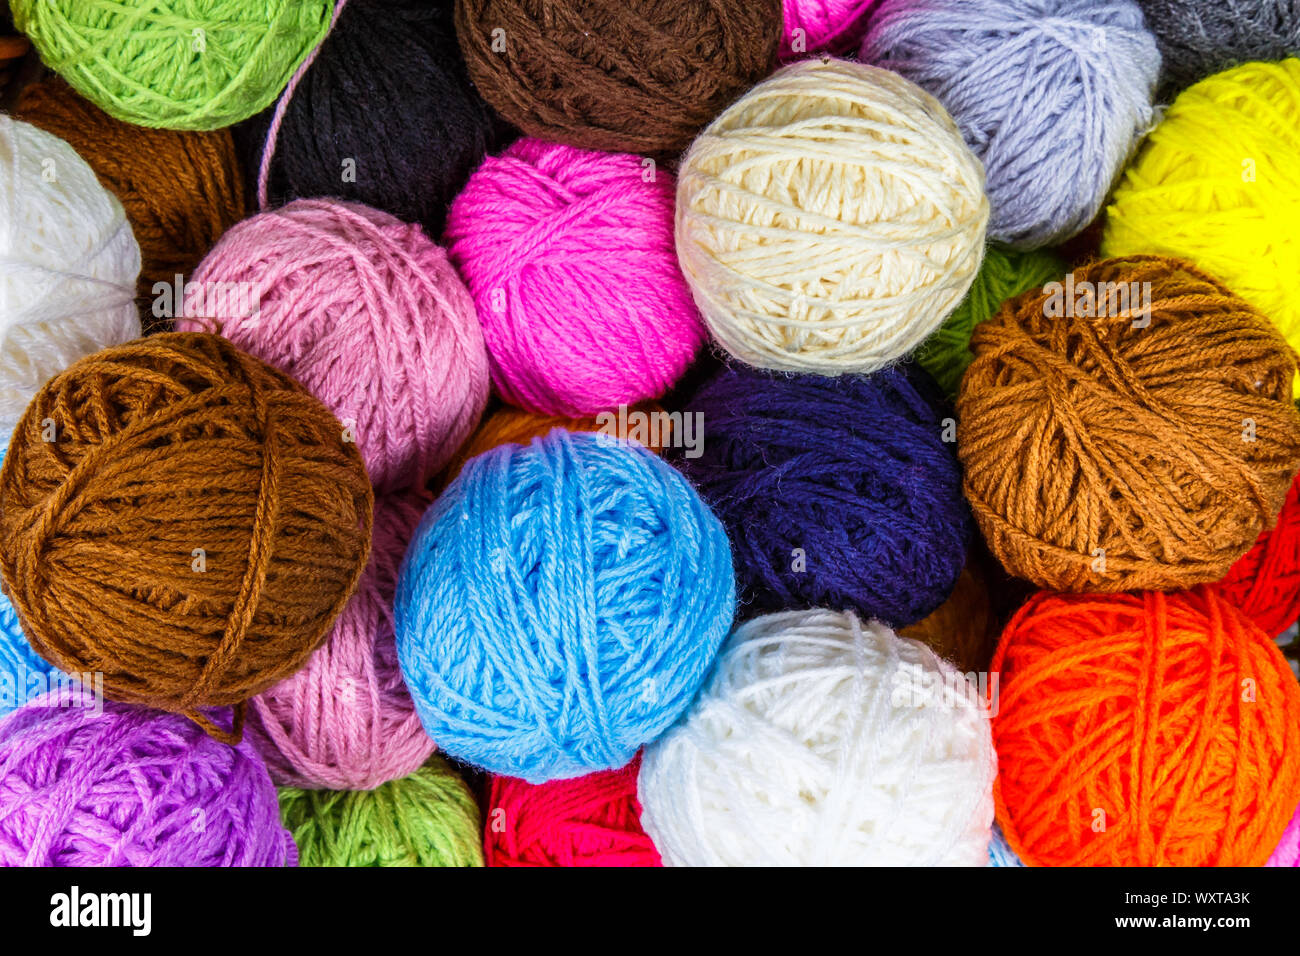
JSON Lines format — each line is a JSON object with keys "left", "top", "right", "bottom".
{"left": 993, "top": 587, "right": 1300, "bottom": 866}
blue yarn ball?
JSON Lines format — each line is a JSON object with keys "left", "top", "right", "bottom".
{"left": 674, "top": 362, "right": 970, "bottom": 629}
{"left": 394, "top": 429, "right": 736, "bottom": 784}
{"left": 988, "top": 823, "right": 1026, "bottom": 867}
{"left": 0, "top": 588, "right": 54, "bottom": 722}
{"left": 862, "top": 0, "right": 1159, "bottom": 249}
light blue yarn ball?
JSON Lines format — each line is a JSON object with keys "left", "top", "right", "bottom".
{"left": 988, "top": 823, "right": 1026, "bottom": 867}
{"left": 394, "top": 429, "right": 736, "bottom": 784}
{"left": 862, "top": 0, "right": 1159, "bottom": 250}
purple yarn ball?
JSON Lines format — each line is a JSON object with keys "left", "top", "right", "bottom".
{"left": 673, "top": 362, "right": 970, "bottom": 628}
{"left": 0, "top": 700, "right": 296, "bottom": 867}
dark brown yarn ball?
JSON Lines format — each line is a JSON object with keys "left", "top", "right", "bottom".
{"left": 0, "top": 333, "right": 373, "bottom": 743}
{"left": 454, "top": 0, "right": 782, "bottom": 156}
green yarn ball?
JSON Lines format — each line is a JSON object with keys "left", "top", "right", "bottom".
{"left": 916, "top": 244, "right": 1066, "bottom": 397}
{"left": 279, "top": 757, "right": 484, "bottom": 867}
{"left": 11, "top": 0, "right": 335, "bottom": 131}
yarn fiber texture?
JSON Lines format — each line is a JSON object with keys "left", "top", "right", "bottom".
{"left": 11, "top": 0, "right": 336, "bottom": 131}
{"left": 898, "top": 556, "right": 999, "bottom": 674}
{"left": 1216, "top": 473, "right": 1300, "bottom": 637}
{"left": 14, "top": 77, "right": 245, "bottom": 306}
{"left": 676, "top": 59, "right": 988, "bottom": 376}
{"left": 280, "top": 756, "right": 483, "bottom": 866}
{"left": 675, "top": 362, "right": 970, "bottom": 629}
{"left": 248, "top": 490, "right": 434, "bottom": 791}
{"left": 915, "top": 244, "right": 1065, "bottom": 398}
{"left": 486, "top": 759, "right": 661, "bottom": 866}
{"left": 0, "top": 699, "right": 295, "bottom": 866}
{"left": 0, "top": 116, "right": 141, "bottom": 432}
{"left": 1268, "top": 805, "right": 1300, "bottom": 867}
{"left": 1136, "top": 0, "right": 1300, "bottom": 96}
{"left": 0, "top": 587, "right": 54, "bottom": 722}
{"left": 780, "top": 0, "right": 878, "bottom": 59}
{"left": 958, "top": 255, "right": 1300, "bottom": 592}
{"left": 454, "top": 0, "right": 782, "bottom": 156}
{"left": 863, "top": 0, "right": 1159, "bottom": 250}
{"left": 178, "top": 198, "right": 489, "bottom": 492}
{"left": 395, "top": 428, "right": 736, "bottom": 783}
{"left": 0, "top": 333, "right": 374, "bottom": 743}
{"left": 638, "top": 609, "right": 996, "bottom": 866}
{"left": 993, "top": 588, "right": 1300, "bottom": 866}
{"left": 987, "top": 824, "right": 1025, "bottom": 867}
{"left": 1102, "top": 59, "right": 1300, "bottom": 387}
{"left": 244, "top": 0, "right": 508, "bottom": 238}
{"left": 446, "top": 138, "right": 704, "bottom": 418}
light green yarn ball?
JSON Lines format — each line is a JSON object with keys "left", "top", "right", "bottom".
{"left": 280, "top": 757, "right": 484, "bottom": 868}
{"left": 915, "top": 244, "right": 1066, "bottom": 397}
{"left": 11, "top": 0, "right": 335, "bottom": 131}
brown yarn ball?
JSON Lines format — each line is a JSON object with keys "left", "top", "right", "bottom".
{"left": 454, "top": 0, "right": 782, "bottom": 156}
{"left": 958, "top": 255, "right": 1300, "bottom": 592}
{"left": 14, "top": 77, "right": 245, "bottom": 313}
{"left": 898, "top": 556, "right": 998, "bottom": 673}
{"left": 0, "top": 333, "right": 373, "bottom": 743}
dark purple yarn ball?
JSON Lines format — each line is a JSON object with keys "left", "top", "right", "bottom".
{"left": 673, "top": 362, "right": 971, "bottom": 628}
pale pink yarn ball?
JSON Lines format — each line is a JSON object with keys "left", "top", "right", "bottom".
{"left": 247, "top": 489, "right": 435, "bottom": 791}
{"left": 780, "top": 0, "right": 879, "bottom": 59}
{"left": 445, "top": 138, "right": 705, "bottom": 417}
{"left": 1268, "top": 804, "right": 1300, "bottom": 866}
{"left": 177, "top": 198, "right": 489, "bottom": 491}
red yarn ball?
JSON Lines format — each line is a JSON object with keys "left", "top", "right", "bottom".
{"left": 1217, "top": 472, "right": 1300, "bottom": 636}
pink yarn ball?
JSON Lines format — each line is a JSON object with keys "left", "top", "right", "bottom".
{"left": 177, "top": 198, "right": 489, "bottom": 492}
{"left": 780, "top": 0, "right": 879, "bottom": 59}
{"left": 445, "top": 138, "right": 705, "bottom": 417}
{"left": 1268, "top": 804, "right": 1300, "bottom": 866}
{"left": 247, "top": 489, "right": 435, "bottom": 790}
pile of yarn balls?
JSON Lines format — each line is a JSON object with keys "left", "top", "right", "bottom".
{"left": 0, "top": 0, "right": 1298, "bottom": 869}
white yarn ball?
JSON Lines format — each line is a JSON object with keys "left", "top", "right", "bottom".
{"left": 638, "top": 608, "right": 996, "bottom": 866}
{"left": 0, "top": 116, "right": 141, "bottom": 429}
{"left": 675, "top": 58, "right": 989, "bottom": 376}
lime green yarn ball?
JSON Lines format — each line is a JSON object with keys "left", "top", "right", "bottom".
{"left": 915, "top": 245, "right": 1065, "bottom": 397}
{"left": 11, "top": 0, "right": 335, "bottom": 131}
{"left": 280, "top": 757, "right": 484, "bottom": 867}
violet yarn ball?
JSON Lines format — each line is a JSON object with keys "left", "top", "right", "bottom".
{"left": 674, "top": 362, "right": 970, "bottom": 628}
{"left": 780, "top": 0, "right": 879, "bottom": 59}
{"left": 1268, "top": 803, "right": 1300, "bottom": 866}
{"left": 445, "top": 138, "right": 706, "bottom": 417}
{"left": 248, "top": 490, "right": 435, "bottom": 791}
{"left": 177, "top": 198, "right": 489, "bottom": 492}
{"left": 0, "top": 700, "right": 295, "bottom": 866}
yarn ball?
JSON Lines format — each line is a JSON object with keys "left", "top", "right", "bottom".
{"left": 0, "top": 116, "right": 141, "bottom": 431}
{"left": 1136, "top": 0, "right": 1300, "bottom": 96}
{"left": 11, "top": 0, "right": 335, "bottom": 131}
{"left": 177, "top": 199, "right": 488, "bottom": 491}
{"left": 638, "top": 609, "right": 996, "bottom": 866}
{"left": 454, "top": 0, "right": 781, "bottom": 156}
{"left": 676, "top": 59, "right": 988, "bottom": 376}
{"left": 395, "top": 428, "right": 735, "bottom": 783}
{"left": 0, "top": 333, "right": 374, "bottom": 743}
{"left": 780, "top": 0, "right": 878, "bottom": 59}
{"left": 279, "top": 756, "right": 483, "bottom": 866}
{"left": 675, "top": 362, "right": 969, "bottom": 629}
{"left": 994, "top": 588, "right": 1300, "bottom": 866}
{"left": 1268, "top": 804, "right": 1300, "bottom": 867}
{"left": 862, "top": 0, "right": 1159, "bottom": 250}
{"left": 988, "top": 823, "right": 1024, "bottom": 867}
{"left": 14, "top": 77, "right": 245, "bottom": 306}
{"left": 446, "top": 138, "right": 704, "bottom": 417}
{"left": 485, "top": 759, "right": 661, "bottom": 866}
{"left": 1103, "top": 59, "right": 1300, "bottom": 386}
{"left": 915, "top": 244, "right": 1065, "bottom": 398}
{"left": 0, "top": 699, "right": 295, "bottom": 866}
{"left": 243, "top": 0, "right": 509, "bottom": 237}
{"left": 899, "top": 557, "right": 999, "bottom": 673}
{"left": 1217, "top": 473, "right": 1300, "bottom": 637}
{"left": 248, "top": 490, "right": 434, "bottom": 791}
{"left": 959, "top": 255, "right": 1300, "bottom": 592}
{"left": 0, "top": 587, "right": 55, "bottom": 722}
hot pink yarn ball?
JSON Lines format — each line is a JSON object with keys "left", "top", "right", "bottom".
{"left": 780, "top": 0, "right": 879, "bottom": 59}
{"left": 1268, "top": 804, "right": 1300, "bottom": 866}
{"left": 445, "top": 138, "right": 705, "bottom": 417}
{"left": 178, "top": 198, "right": 489, "bottom": 492}
{"left": 248, "top": 489, "right": 435, "bottom": 790}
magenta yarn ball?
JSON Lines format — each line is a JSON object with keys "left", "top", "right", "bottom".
{"left": 177, "top": 198, "right": 489, "bottom": 491}
{"left": 247, "top": 489, "right": 436, "bottom": 791}
{"left": 781, "top": 0, "right": 879, "bottom": 58}
{"left": 1269, "top": 804, "right": 1300, "bottom": 866}
{"left": 445, "top": 138, "right": 706, "bottom": 417}
{"left": 0, "top": 699, "right": 295, "bottom": 866}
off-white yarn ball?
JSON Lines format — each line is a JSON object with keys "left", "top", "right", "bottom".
{"left": 638, "top": 609, "right": 996, "bottom": 866}
{"left": 675, "top": 59, "right": 989, "bottom": 375}
{"left": 0, "top": 117, "right": 141, "bottom": 429}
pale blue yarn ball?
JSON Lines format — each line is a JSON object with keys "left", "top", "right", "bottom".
{"left": 394, "top": 429, "right": 736, "bottom": 784}
{"left": 862, "top": 0, "right": 1159, "bottom": 249}
{"left": 989, "top": 823, "right": 1026, "bottom": 867}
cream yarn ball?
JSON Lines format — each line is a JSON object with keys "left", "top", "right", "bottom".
{"left": 675, "top": 59, "right": 989, "bottom": 375}
{"left": 638, "top": 609, "right": 996, "bottom": 866}
{"left": 0, "top": 117, "right": 141, "bottom": 429}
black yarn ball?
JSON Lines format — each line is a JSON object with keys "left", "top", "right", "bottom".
{"left": 236, "top": 0, "right": 514, "bottom": 236}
